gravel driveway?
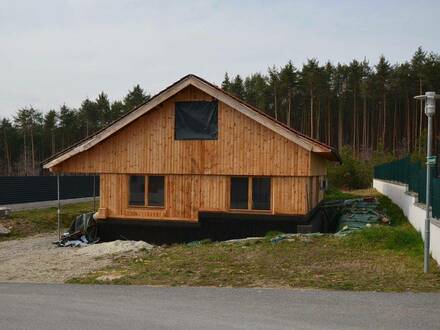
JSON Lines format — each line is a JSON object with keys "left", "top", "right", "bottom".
{"left": 0, "top": 233, "right": 151, "bottom": 283}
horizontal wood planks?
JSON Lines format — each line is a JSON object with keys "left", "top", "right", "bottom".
{"left": 56, "top": 86, "right": 319, "bottom": 177}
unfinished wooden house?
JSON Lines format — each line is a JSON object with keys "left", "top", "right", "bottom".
{"left": 43, "top": 75, "right": 340, "bottom": 238}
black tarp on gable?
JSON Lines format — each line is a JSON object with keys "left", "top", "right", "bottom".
{"left": 175, "top": 101, "right": 218, "bottom": 140}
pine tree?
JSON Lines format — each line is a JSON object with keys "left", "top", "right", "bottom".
{"left": 279, "top": 61, "right": 298, "bottom": 127}
{"left": 124, "top": 85, "right": 150, "bottom": 112}
{"left": 44, "top": 110, "right": 58, "bottom": 156}
{"left": 221, "top": 73, "right": 232, "bottom": 91}
{"left": 95, "top": 92, "right": 111, "bottom": 126}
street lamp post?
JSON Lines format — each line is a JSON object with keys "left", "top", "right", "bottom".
{"left": 414, "top": 92, "right": 440, "bottom": 273}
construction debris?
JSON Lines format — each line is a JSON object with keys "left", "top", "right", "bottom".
{"left": 223, "top": 237, "right": 263, "bottom": 244}
{"left": 0, "top": 207, "right": 11, "bottom": 219}
{"left": 57, "top": 212, "right": 99, "bottom": 247}
{"left": 270, "top": 233, "right": 324, "bottom": 244}
{"left": 0, "top": 224, "right": 11, "bottom": 236}
{"left": 335, "top": 197, "right": 390, "bottom": 236}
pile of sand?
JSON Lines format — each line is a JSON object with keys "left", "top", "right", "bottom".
{"left": 0, "top": 234, "right": 154, "bottom": 283}
{"left": 77, "top": 240, "right": 153, "bottom": 257}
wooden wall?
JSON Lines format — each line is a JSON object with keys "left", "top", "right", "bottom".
{"left": 56, "top": 84, "right": 329, "bottom": 222}
{"left": 99, "top": 173, "right": 321, "bottom": 221}
{"left": 55, "top": 86, "right": 324, "bottom": 177}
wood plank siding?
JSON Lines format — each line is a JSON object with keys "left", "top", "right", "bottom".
{"left": 54, "top": 86, "right": 314, "bottom": 176}
{"left": 54, "top": 85, "right": 328, "bottom": 221}
{"left": 99, "top": 174, "right": 319, "bottom": 222}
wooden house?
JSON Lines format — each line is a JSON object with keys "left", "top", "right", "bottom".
{"left": 43, "top": 75, "right": 340, "bottom": 233}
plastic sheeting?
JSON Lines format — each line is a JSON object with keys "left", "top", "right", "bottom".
{"left": 333, "top": 198, "right": 389, "bottom": 236}
{"left": 57, "top": 212, "right": 99, "bottom": 247}
{"left": 175, "top": 101, "right": 218, "bottom": 140}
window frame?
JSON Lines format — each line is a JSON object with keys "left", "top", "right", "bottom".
{"left": 229, "top": 176, "right": 272, "bottom": 212}
{"left": 128, "top": 175, "right": 166, "bottom": 209}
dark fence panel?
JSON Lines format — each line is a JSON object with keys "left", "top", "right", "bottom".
{"left": 373, "top": 157, "right": 440, "bottom": 218}
{"left": 0, "top": 176, "right": 99, "bottom": 205}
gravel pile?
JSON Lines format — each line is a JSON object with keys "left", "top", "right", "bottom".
{"left": 77, "top": 240, "right": 153, "bottom": 257}
{"left": 0, "top": 234, "right": 154, "bottom": 283}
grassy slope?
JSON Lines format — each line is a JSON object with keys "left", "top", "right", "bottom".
{"left": 69, "top": 190, "right": 440, "bottom": 291}
{"left": 0, "top": 202, "right": 94, "bottom": 241}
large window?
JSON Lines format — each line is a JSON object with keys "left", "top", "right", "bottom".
{"left": 230, "top": 177, "right": 249, "bottom": 209}
{"left": 129, "top": 176, "right": 145, "bottom": 206}
{"left": 252, "top": 177, "right": 271, "bottom": 210}
{"left": 148, "top": 176, "right": 165, "bottom": 207}
{"left": 175, "top": 101, "right": 218, "bottom": 140}
{"left": 129, "top": 175, "right": 165, "bottom": 207}
{"left": 230, "top": 177, "right": 271, "bottom": 211}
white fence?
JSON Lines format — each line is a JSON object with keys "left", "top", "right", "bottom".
{"left": 373, "top": 179, "right": 440, "bottom": 264}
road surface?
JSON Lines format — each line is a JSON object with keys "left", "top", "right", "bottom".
{"left": 0, "top": 283, "right": 439, "bottom": 329}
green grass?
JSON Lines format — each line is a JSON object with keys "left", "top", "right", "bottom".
{"left": 324, "top": 188, "right": 359, "bottom": 201}
{"left": 0, "top": 202, "right": 94, "bottom": 241}
{"left": 69, "top": 189, "right": 440, "bottom": 292}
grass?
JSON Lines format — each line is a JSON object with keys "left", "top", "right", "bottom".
{"left": 69, "top": 189, "right": 440, "bottom": 291}
{"left": 0, "top": 202, "right": 94, "bottom": 241}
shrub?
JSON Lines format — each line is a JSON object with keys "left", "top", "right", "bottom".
{"left": 328, "top": 147, "right": 372, "bottom": 189}
{"left": 328, "top": 145, "right": 395, "bottom": 190}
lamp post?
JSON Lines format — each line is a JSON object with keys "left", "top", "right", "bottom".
{"left": 414, "top": 92, "right": 440, "bottom": 273}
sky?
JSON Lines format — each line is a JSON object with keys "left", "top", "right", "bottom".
{"left": 1, "top": 0, "right": 439, "bottom": 119}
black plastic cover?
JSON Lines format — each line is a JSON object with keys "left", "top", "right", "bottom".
{"left": 175, "top": 101, "right": 218, "bottom": 140}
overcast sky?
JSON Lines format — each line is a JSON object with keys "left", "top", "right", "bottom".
{"left": 1, "top": 0, "right": 439, "bottom": 118}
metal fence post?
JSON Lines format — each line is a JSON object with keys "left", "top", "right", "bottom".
{"left": 93, "top": 174, "right": 96, "bottom": 212}
{"left": 57, "top": 174, "right": 61, "bottom": 241}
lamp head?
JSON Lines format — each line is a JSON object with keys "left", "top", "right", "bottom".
{"left": 414, "top": 92, "right": 440, "bottom": 117}
{"left": 425, "top": 92, "right": 436, "bottom": 117}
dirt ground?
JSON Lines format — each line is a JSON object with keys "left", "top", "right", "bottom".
{"left": 0, "top": 232, "right": 152, "bottom": 283}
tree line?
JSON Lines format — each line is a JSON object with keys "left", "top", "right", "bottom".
{"left": 222, "top": 47, "right": 440, "bottom": 159}
{"left": 0, "top": 86, "right": 150, "bottom": 175}
{"left": 1, "top": 47, "right": 440, "bottom": 176}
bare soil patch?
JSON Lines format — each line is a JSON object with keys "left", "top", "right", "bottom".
{"left": 0, "top": 232, "right": 152, "bottom": 283}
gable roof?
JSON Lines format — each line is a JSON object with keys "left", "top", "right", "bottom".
{"left": 43, "top": 74, "right": 340, "bottom": 169}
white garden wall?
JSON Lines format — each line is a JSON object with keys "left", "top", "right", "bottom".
{"left": 373, "top": 178, "right": 440, "bottom": 264}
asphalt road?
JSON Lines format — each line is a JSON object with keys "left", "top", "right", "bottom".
{"left": 0, "top": 284, "right": 439, "bottom": 330}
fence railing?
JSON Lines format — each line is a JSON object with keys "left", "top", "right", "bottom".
{"left": 374, "top": 157, "right": 440, "bottom": 218}
{"left": 0, "top": 176, "right": 99, "bottom": 205}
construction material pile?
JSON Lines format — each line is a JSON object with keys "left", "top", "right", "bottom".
{"left": 56, "top": 212, "right": 99, "bottom": 247}
{"left": 335, "top": 197, "right": 390, "bottom": 236}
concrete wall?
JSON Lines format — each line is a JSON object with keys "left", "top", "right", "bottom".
{"left": 373, "top": 178, "right": 440, "bottom": 264}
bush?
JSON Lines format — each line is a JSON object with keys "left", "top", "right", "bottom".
{"left": 328, "top": 147, "right": 372, "bottom": 189}
{"left": 328, "top": 146, "right": 395, "bottom": 190}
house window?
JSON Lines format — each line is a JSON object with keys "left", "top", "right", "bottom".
{"left": 129, "top": 176, "right": 145, "bottom": 206}
{"left": 230, "top": 177, "right": 249, "bottom": 209}
{"left": 252, "top": 177, "right": 271, "bottom": 210}
{"left": 175, "top": 101, "right": 218, "bottom": 140}
{"left": 129, "top": 175, "right": 165, "bottom": 207}
{"left": 148, "top": 176, "right": 165, "bottom": 207}
{"left": 230, "top": 177, "right": 271, "bottom": 211}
